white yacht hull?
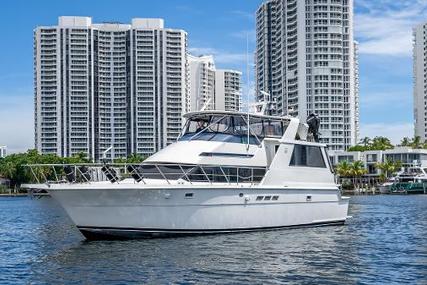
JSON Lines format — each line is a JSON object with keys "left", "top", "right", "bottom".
{"left": 48, "top": 186, "right": 350, "bottom": 239}
{"left": 379, "top": 184, "right": 392, "bottom": 194}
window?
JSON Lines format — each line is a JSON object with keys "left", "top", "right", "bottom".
{"left": 179, "top": 114, "right": 289, "bottom": 145}
{"left": 290, "top": 145, "right": 326, "bottom": 168}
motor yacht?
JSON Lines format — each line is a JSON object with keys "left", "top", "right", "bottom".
{"left": 26, "top": 108, "right": 350, "bottom": 239}
{"left": 396, "top": 166, "right": 427, "bottom": 183}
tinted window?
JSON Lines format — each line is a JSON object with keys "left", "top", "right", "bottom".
{"left": 180, "top": 115, "right": 289, "bottom": 145}
{"left": 264, "top": 120, "right": 283, "bottom": 137}
{"left": 290, "top": 145, "right": 326, "bottom": 168}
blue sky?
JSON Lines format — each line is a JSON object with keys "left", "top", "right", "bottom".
{"left": 0, "top": 0, "right": 424, "bottom": 153}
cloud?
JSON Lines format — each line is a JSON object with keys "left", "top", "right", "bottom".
{"left": 355, "top": 0, "right": 427, "bottom": 56}
{"left": 360, "top": 122, "right": 414, "bottom": 144}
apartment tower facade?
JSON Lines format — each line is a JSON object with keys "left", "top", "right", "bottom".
{"left": 0, "top": 146, "right": 6, "bottom": 158}
{"left": 214, "top": 69, "right": 242, "bottom": 111}
{"left": 188, "top": 55, "right": 216, "bottom": 111}
{"left": 34, "top": 17, "right": 188, "bottom": 161}
{"left": 414, "top": 22, "right": 427, "bottom": 142}
{"left": 188, "top": 55, "right": 242, "bottom": 112}
{"left": 255, "top": 0, "right": 359, "bottom": 150}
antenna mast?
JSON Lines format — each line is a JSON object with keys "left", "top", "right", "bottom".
{"left": 246, "top": 33, "right": 250, "bottom": 151}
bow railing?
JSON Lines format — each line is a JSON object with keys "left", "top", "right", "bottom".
{"left": 24, "top": 163, "right": 267, "bottom": 186}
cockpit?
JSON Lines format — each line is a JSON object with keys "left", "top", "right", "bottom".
{"left": 179, "top": 112, "right": 290, "bottom": 145}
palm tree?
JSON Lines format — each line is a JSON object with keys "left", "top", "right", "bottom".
{"left": 371, "top": 136, "right": 394, "bottom": 150}
{"left": 375, "top": 159, "right": 401, "bottom": 182}
{"left": 350, "top": 161, "right": 367, "bottom": 190}
{"left": 400, "top": 137, "right": 411, "bottom": 147}
{"left": 336, "top": 160, "right": 352, "bottom": 178}
{"left": 410, "top": 136, "right": 422, "bottom": 149}
{"left": 359, "top": 137, "right": 371, "bottom": 148}
{"left": 126, "top": 153, "right": 145, "bottom": 163}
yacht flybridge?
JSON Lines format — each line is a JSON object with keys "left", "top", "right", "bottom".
{"left": 25, "top": 108, "right": 350, "bottom": 240}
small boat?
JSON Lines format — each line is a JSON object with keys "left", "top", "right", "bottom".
{"left": 25, "top": 105, "right": 350, "bottom": 240}
{"left": 379, "top": 181, "right": 394, "bottom": 194}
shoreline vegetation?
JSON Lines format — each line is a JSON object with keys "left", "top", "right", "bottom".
{"left": 0, "top": 149, "right": 144, "bottom": 191}
{"left": 348, "top": 136, "right": 427, "bottom": 152}
{"left": 0, "top": 136, "right": 425, "bottom": 192}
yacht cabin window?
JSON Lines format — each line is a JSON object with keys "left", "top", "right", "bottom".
{"left": 290, "top": 145, "right": 326, "bottom": 168}
{"left": 180, "top": 114, "right": 288, "bottom": 145}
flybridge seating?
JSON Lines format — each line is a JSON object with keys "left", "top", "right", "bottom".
{"left": 179, "top": 111, "right": 290, "bottom": 145}
{"left": 24, "top": 163, "right": 267, "bottom": 185}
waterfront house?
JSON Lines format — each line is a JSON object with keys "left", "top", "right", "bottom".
{"left": 328, "top": 147, "right": 427, "bottom": 177}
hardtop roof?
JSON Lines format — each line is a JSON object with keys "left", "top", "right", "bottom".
{"left": 183, "top": 110, "right": 295, "bottom": 121}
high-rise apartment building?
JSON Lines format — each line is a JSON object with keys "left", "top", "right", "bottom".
{"left": 0, "top": 146, "right": 6, "bottom": 158}
{"left": 34, "top": 17, "right": 188, "bottom": 161}
{"left": 255, "top": 0, "right": 358, "bottom": 150}
{"left": 188, "top": 55, "right": 241, "bottom": 112}
{"left": 215, "top": 69, "right": 242, "bottom": 111}
{"left": 188, "top": 55, "right": 216, "bottom": 111}
{"left": 354, "top": 41, "right": 360, "bottom": 140}
{"left": 414, "top": 22, "right": 427, "bottom": 142}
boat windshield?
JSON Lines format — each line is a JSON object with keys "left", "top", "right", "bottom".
{"left": 408, "top": 168, "right": 422, "bottom": 175}
{"left": 179, "top": 114, "right": 288, "bottom": 145}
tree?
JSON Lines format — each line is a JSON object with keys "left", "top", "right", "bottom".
{"left": 336, "top": 160, "right": 352, "bottom": 177}
{"left": 65, "top": 152, "right": 91, "bottom": 164}
{"left": 375, "top": 159, "right": 402, "bottom": 182}
{"left": 126, "top": 153, "right": 145, "bottom": 163}
{"left": 0, "top": 149, "right": 92, "bottom": 189}
{"left": 400, "top": 137, "right": 411, "bottom": 147}
{"left": 370, "top": 136, "right": 394, "bottom": 151}
{"left": 335, "top": 160, "right": 367, "bottom": 190}
{"left": 347, "top": 145, "right": 367, "bottom": 152}
{"left": 359, "top": 137, "right": 371, "bottom": 148}
{"left": 410, "top": 136, "right": 422, "bottom": 149}
{"left": 350, "top": 160, "right": 367, "bottom": 189}
{"left": 113, "top": 153, "right": 145, "bottom": 164}
{"left": 347, "top": 136, "right": 395, "bottom": 152}
{"left": 0, "top": 150, "right": 40, "bottom": 188}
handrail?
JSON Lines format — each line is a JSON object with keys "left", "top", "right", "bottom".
{"left": 199, "top": 165, "right": 211, "bottom": 184}
{"left": 24, "top": 162, "right": 267, "bottom": 186}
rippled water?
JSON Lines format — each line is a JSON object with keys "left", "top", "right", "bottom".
{"left": 0, "top": 195, "right": 427, "bottom": 284}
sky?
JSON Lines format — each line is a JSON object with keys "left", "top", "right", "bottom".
{"left": 0, "top": 0, "right": 425, "bottom": 153}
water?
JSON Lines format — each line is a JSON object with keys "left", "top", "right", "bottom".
{"left": 0, "top": 196, "right": 426, "bottom": 284}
